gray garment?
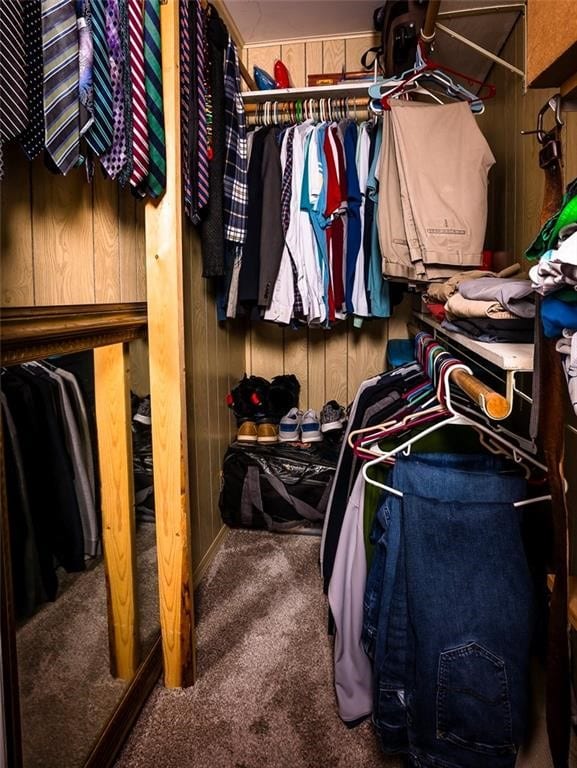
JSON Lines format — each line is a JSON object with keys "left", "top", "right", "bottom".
{"left": 328, "top": 472, "right": 372, "bottom": 723}
{"left": 458, "top": 277, "right": 535, "bottom": 318}
{"left": 54, "top": 366, "right": 96, "bottom": 502}
{"left": 42, "top": 366, "right": 100, "bottom": 558}
{"left": 258, "top": 129, "right": 284, "bottom": 308}
{"left": 529, "top": 260, "right": 577, "bottom": 295}
{"left": 556, "top": 330, "right": 577, "bottom": 415}
{"left": 226, "top": 244, "right": 243, "bottom": 318}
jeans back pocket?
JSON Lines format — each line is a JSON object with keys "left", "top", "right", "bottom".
{"left": 436, "top": 642, "right": 516, "bottom": 756}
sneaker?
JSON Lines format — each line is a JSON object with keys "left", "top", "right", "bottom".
{"left": 257, "top": 422, "right": 279, "bottom": 444}
{"left": 320, "top": 400, "right": 346, "bottom": 433}
{"left": 278, "top": 407, "right": 303, "bottom": 442}
{"left": 300, "top": 409, "right": 322, "bottom": 442}
{"left": 133, "top": 396, "right": 151, "bottom": 425}
{"left": 237, "top": 420, "right": 258, "bottom": 443}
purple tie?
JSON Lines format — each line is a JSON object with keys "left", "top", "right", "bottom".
{"left": 99, "top": 0, "right": 127, "bottom": 179}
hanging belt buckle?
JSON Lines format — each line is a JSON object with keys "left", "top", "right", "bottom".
{"left": 539, "top": 129, "right": 562, "bottom": 169}
{"left": 521, "top": 93, "right": 564, "bottom": 168}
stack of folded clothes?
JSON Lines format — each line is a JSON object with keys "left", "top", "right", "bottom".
{"left": 424, "top": 263, "right": 535, "bottom": 343}
{"left": 529, "top": 222, "right": 577, "bottom": 416}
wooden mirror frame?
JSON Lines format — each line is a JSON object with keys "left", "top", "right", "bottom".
{"left": 0, "top": 302, "right": 162, "bottom": 768}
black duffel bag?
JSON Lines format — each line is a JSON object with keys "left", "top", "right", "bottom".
{"left": 219, "top": 442, "right": 338, "bottom": 532}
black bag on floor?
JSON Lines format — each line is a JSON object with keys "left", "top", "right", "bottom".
{"left": 219, "top": 442, "right": 338, "bottom": 532}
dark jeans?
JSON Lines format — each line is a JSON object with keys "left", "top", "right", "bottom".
{"left": 363, "top": 453, "right": 535, "bottom": 768}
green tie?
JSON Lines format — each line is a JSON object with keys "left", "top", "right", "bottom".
{"left": 142, "top": 0, "right": 166, "bottom": 197}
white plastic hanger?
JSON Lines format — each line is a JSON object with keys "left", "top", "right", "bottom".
{"left": 361, "top": 362, "right": 550, "bottom": 508}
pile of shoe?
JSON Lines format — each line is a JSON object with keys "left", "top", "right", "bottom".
{"left": 279, "top": 400, "right": 347, "bottom": 444}
{"left": 226, "top": 374, "right": 300, "bottom": 444}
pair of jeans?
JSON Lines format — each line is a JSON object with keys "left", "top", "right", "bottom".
{"left": 362, "top": 452, "right": 535, "bottom": 768}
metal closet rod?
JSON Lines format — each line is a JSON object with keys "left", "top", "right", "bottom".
{"left": 243, "top": 96, "right": 370, "bottom": 124}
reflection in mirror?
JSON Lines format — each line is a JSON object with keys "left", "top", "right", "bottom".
{"left": 2, "top": 345, "right": 160, "bottom": 768}
{"left": 129, "top": 340, "right": 160, "bottom": 656}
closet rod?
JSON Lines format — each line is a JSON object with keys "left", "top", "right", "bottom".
{"left": 421, "top": 0, "right": 442, "bottom": 44}
{"left": 242, "top": 96, "right": 370, "bottom": 113}
{"left": 407, "top": 323, "right": 510, "bottom": 420}
{"left": 243, "top": 96, "right": 370, "bottom": 124}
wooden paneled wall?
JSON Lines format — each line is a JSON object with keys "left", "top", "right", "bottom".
{"left": 183, "top": 230, "right": 245, "bottom": 572}
{"left": 242, "top": 34, "right": 402, "bottom": 412}
{"left": 478, "top": 19, "right": 577, "bottom": 259}
{"left": 1, "top": 153, "right": 146, "bottom": 306}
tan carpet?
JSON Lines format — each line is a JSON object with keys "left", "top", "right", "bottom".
{"left": 114, "top": 529, "right": 399, "bottom": 768}
{"left": 114, "top": 528, "right": 562, "bottom": 768}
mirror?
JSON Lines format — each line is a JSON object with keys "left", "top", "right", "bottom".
{"left": 2, "top": 343, "right": 160, "bottom": 768}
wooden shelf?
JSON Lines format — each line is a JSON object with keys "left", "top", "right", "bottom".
{"left": 413, "top": 312, "right": 534, "bottom": 372}
{"left": 241, "top": 81, "right": 373, "bottom": 103}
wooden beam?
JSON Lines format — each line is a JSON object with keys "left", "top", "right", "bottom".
{"left": 145, "top": 0, "right": 196, "bottom": 688}
{"left": 94, "top": 343, "right": 139, "bottom": 680}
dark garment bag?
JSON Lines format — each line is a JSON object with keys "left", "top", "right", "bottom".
{"left": 219, "top": 442, "right": 338, "bottom": 532}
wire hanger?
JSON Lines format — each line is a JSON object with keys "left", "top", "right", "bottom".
{"left": 361, "top": 361, "right": 550, "bottom": 509}
{"left": 373, "top": 41, "right": 494, "bottom": 114}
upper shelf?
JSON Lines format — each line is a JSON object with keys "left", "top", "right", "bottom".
{"left": 240, "top": 81, "right": 374, "bottom": 103}
{"left": 414, "top": 312, "right": 534, "bottom": 372}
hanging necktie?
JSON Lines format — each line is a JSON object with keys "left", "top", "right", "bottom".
{"left": 20, "top": 0, "right": 45, "bottom": 161}
{"left": 180, "top": 0, "right": 192, "bottom": 213}
{"left": 0, "top": 0, "right": 29, "bottom": 177}
{"left": 195, "top": 0, "right": 209, "bottom": 213}
{"left": 127, "top": 0, "right": 149, "bottom": 191}
{"left": 85, "top": 0, "right": 114, "bottom": 155}
{"left": 142, "top": 0, "right": 166, "bottom": 197}
{"left": 116, "top": 0, "right": 133, "bottom": 186}
{"left": 99, "top": 0, "right": 127, "bottom": 179}
{"left": 41, "top": 0, "right": 81, "bottom": 175}
{"left": 77, "top": 0, "right": 94, "bottom": 137}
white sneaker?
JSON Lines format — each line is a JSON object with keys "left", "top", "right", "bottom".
{"left": 278, "top": 407, "right": 302, "bottom": 442}
{"left": 300, "top": 409, "right": 322, "bottom": 442}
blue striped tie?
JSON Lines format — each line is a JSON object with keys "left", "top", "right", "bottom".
{"left": 142, "top": 0, "right": 166, "bottom": 197}
{"left": 41, "top": 0, "right": 81, "bottom": 175}
{"left": 85, "top": 0, "right": 113, "bottom": 155}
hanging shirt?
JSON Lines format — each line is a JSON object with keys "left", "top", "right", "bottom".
{"left": 352, "top": 122, "right": 372, "bottom": 319}
{"left": 343, "top": 121, "right": 362, "bottom": 314}
{"left": 366, "top": 121, "right": 390, "bottom": 319}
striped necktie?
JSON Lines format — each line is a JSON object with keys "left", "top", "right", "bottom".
{"left": 127, "top": 0, "right": 149, "bottom": 189}
{"left": 0, "top": 0, "right": 29, "bottom": 177}
{"left": 85, "top": 0, "right": 114, "bottom": 155}
{"left": 195, "top": 0, "right": 209, "bottom": 212}
{"left": 142, "top": 0, "right": 166, "bottom": 197}
{"left": 180, "top": 0, "right": 192, "bottom": 213}
{"left": 20, "top": 0, "right": 45, "bottom": 161}
{"left": 41, "top": 0, "right": 81, "bottom": 175}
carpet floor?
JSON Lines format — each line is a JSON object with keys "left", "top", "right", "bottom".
{"left": 114, "top": 528, "right": 561, "bottom": 768}
{"left": 114, "top": 529, "right": 398, "bottom": 768}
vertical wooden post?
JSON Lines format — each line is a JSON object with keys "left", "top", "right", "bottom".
{"left": 94, "top": 343, "right": 139, "bottom": 680}
{"left": 144, "top": 0, "right": 196, "bottom": 687}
